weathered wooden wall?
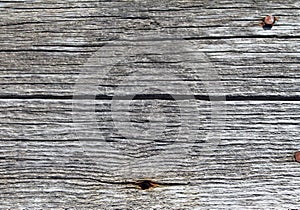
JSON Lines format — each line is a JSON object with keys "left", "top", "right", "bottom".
{"left": 0, "top": 0, "right": 300, "bottom": 209}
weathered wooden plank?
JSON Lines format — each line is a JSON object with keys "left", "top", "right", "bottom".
{"left": 0, "top": 0, "right": 300, "bottom": 209}
{"left": 1, "top": 99, "right": 300, "bottom": 209}
{"left": 1, "top": 39, "right": 299, "bottom": 97}
{"left": 0, "top": 99, "right": 299, "bottom": 140}
{"left": 0, "top": 1, "right": 299, "bottom": 103}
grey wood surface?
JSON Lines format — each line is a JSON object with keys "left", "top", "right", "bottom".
{"left": 0, "top": 0, "right": 300, "bottom": 209}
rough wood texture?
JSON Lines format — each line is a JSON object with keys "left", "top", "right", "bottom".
{"left": 1, "top": 0, "right": 300, "bottom": 209}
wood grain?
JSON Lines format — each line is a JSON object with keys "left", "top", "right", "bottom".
{"left": 0, "top": 0, "right": 300, "bottom": 209}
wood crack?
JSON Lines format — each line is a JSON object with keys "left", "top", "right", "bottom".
{"left": 1, "top": 94, "right": 300, "bottom": 101}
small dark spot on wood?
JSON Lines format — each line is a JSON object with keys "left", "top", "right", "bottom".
{"left": 294, "top": 151, "right": 300, "bottom": 163}
{"left": 136, "top": 180, "right": 159, "bottom": 190}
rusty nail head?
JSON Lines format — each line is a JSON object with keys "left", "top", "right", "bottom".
{"left": 264, "top": 15, "right": 275, "bottom": 24}
{"left": 260, "top": 15, "right": 278, "bottom": 30}
{"left": 294, "top": 151, "right": 300, "bottom": 162}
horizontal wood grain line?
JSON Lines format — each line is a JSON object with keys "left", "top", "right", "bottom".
{"left": 172, "top": 35, "right": 300, "bottom": 40}
{"left": 0, "top": 49, "right": 95, "bottom": 53}
{"left": 0, "top": 174, "right": 189, "bottom": 187}
{"left": 1, "top": 94, "right": 300, "bottom": 101}
{"left": 0, "top": 18, "right": 117, "bottom": 27}
{"left": 118, "top": 35, "right": 300, "bottom": 41}
{"left": 4, "top": 6, "right": 100, "bottom": 10}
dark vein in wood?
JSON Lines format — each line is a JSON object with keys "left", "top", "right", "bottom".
{"left": 1, "top": 94, "right": 300, "bottom": 101}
